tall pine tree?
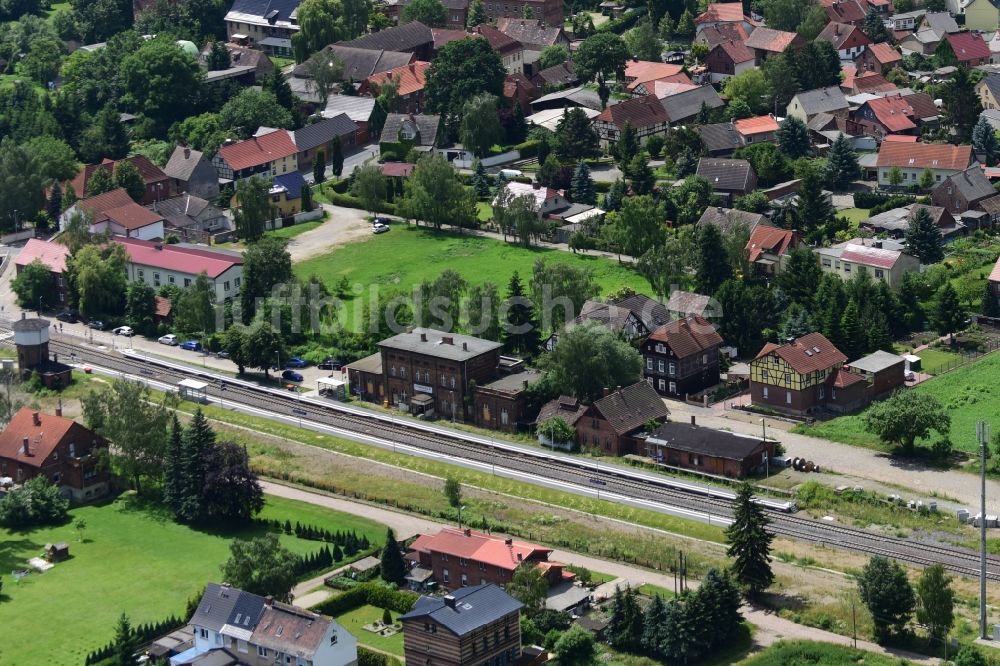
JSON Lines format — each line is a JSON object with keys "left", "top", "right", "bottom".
{"left": 905, "top": 206, "right": 944, "bottom": 264}
{"left": 840, "top": 300, "right": 863, "bottom": 360}
{"left": 503, "top": 271, "right": 540, "bottom": 355}
{"left": 112, "top": 612, "right": 139, "bottom": 666}
{"left": 163, "top": 415, "right": 184, "bottom": 516}
{"left": 570, "top": 161, "right": 596, "bottom": 204}
{"left": 179, "top": 409, "right": 216, "bottom": 522}
{"left": 935, "top": 283, "right": 964, "bottom": 343}
{"left": 330, "top": 136, "right": 344, "bottom": 178}
{"left": 972, "top": 115, "right": 999, "bottom": 164}
{"left": 380, "top": 527, "right": 407, "bottom": 585}
{"left": 725, "top": 482, "right": 774, "bottom": 597}
{"left": 695, "top": 224, "right": 731, "bottom": 295}
{"left": 824, "top": 134, "right": 860, "bottom": 190}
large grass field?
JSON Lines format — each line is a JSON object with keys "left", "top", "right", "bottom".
{"left": 0, "top": 494, "right": 383, "bottom": 665}
{"left": 334, "top": 604, "right": 405, "bottom": 656}
{"left": 737, "top": 640, "right": 915, "bottom": 665}
{"left": 796, "top": 351, "right": 1000, "bottom": 454}
{"left": 293, "top": 224, "right": 651, "bottom": 330}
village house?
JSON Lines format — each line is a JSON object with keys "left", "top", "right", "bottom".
{"left": 862, "top": 203, "right": 964, "bottom": 239}
{"left": 750, "top": 332, "right": 849, "bottom": 415}
{"left": 401, "top": 585, "right": 524, "bottom": 666}
{"left": 117, "top": 237, "right": 244, "bottom": 303}
{"left": 704, "top": 40, "right": 755, "bottom": 82}
{"left": 875, "top": 141, "right": 975, "bottom": 187}
{"left": 163, "top": 146, "right": 220, "bottom": 201}
{"left": 977, "top": 73, "right": 1000, "bottom": 110}
{"left": 0, "top": 406, "right": 108, "bottom": 501}
{"left": 212, "top": 129, "right": 298, "bottom": 183}
{"left": 745, "top": 224, "right": 801, "bottom": 276}
{"left": 658, "top": 85, "right": 725, "bottom": 124}
{"left": 68, "top": 156, "right": 173, "bottom": 206}
{"left": 534, "top": 396, "right": 587, "bottom": 449}
{"left": 666, "top": 290, "right": 714, "bottom": 319}
{"left": 844, "top": 349, "right": 906, "bottom": 399}
{"left": 786, "top": 86, "right": 850, "bottom": 122}
{"left": 267, "top": 171, "right": 309, "bottom": 218}
{"left": 694, "top": 2, "right": 757, "bottom": 35}
{"left": 405, "top": 527, "right": 573, "bottom": 590}
{"left": 291, "top": 114, "right": 359, "bottom": 170}
{"left": 888, "top": 8, "right": 925, "bottom": 31}
{"left": 533, "top": 61, "right": 577, "bottom": 89}
{"left": 62, "top": 188, "right": 165, "bottom": 241}
{"left": 931, "top": 165, "right": 1000, "bottom": 215}
{"left": 697, "top": 206, "right": 767, "bottom": 233}
{"left": 323, "top": 95, "right": 379, "bottom": 143}
{"left": 697, "top": 122, "right": 744, "bottom": 156}
{"left": 592, "top": 94, "right": 670, "bottom": 148}
{"left": 175, "top": 583, "right": 357, "bottom": 666}
{"left": 496, "top": 18, "right": 569, "bottom": 61}
{"left": 472, "top": 24, "right": 525, "bottom": 73}
{"left": 823, "top": 0, "right": 869, "bottom": 25}
{"left": 15, "top": 239, "right": 70, "bottom": 306}
{"left": 745, "top": 27, "right": 802, "bottom": 64}
{"left": 734, "top": 114, "right": 779, "bottom": 144}
{"left": 544, "top": 293, "right": 670, "bottom": 350}
{"left": 574, "top": 382, "right": 669, "bottom": 457}
{"left": 340, "top": 21, "right": 436, "bottom": 60}
{"left": 694, "top": 22, "right": 749, "bottom": 47}
{"left": 361, "top": 62, "right": 432, "bottom": 114}
{"left": 642, "top": 315, "right": 724, "bottom": 398}
{"left": 942, "top": 31, "right": 992, "bottom": 66}
{"left": 816, "top": 22, "right": 872, "bottom": 61}
{"left": 815, "top": 238, "right": 921, "bottom": 286}
{"left": 380, "top": 113, "right": 441, "bottom": 152}
{"left": 224, "top": 0, "right": 299, "bottom": 57}
{"left": 645, "top": 418, "right": 773, "bottom": 478}
{"left": 855, "top": 42, "right": 904, "bottom": 73}
{"left": 696, "top": 158, "right": 758, "bottom": 202}
{"left": 843, "top": 71, "right": 897, "bottom": 95}
{"left": 152, "top": 194, "right": 232, "bottom": 243}
{"left": 852, "top": 92, "right": 940, "bottom": 139}
{"left": 623, "top": 59, "right": 685, "bottom": 91}
{"left": 494, "top": 181, "right": 567, "bottom": 216}
{"left": 305, "top": 44, "right": 415, "bottom": 82}
{"left": 473, "top": 366, "right": 541, "bottom": 433}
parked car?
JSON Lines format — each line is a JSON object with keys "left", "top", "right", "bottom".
{"left": 158, "top": 334, "right": 179, "bottom": 346}
{"left": 281, "top": 369, "right": 303, "bottom": 382}
{"left": 88, "top": 320, "right": 106, "bottom": 331}
{"left": 180, "top": 340, "right": 202, "bottom": 351}
{"left": 215, "top": 351, "right": 230, "bottom": 359}
{"left": 318, "top": 357, "right": 343, "bottom": 370}
{"left": 285, "top": 357, "right": 308, "bottom": 368}
{"left": 372, "top": 222, "right": 390, "bottom": 234}
{"left": 373, "top": 216, "right": 393, "bottom": 226}
{"left": 56, "top": 309, "right": 79, "bottom": 323}
{"left": 112, "top": 326, "right": 134, "bottom": 336}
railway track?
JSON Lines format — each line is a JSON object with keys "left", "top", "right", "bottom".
{"left": 13, "top": 328, "right": 1000, "bottom": 581}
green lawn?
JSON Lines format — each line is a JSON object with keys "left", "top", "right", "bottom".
{"left": 334, "top": 604, "right": 405, "bottom": 656}
{"left": 0, "top": 494, "right": 383, "bottom": 665}
{"left": 837, "top": 207, "right": 870, "bottom": 232}
{"left": 914, "top": 347, "right": 963, "bottom": 375}
{"left": 267, "top": 218, "right": 325, "bottom": 240}
{"left": 293, "top": 224, "right": 652, "bottom": 330}
{"left": 796, "top": 351, "right": 1000, "bottom": 454}
{"left": 737, "top": 640, "right": 909, "bottom": 666}
{"left": 476, "top": 201, "right": 493, "bottom": 222}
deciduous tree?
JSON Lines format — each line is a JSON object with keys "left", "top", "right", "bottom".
{"left": 219, "top": 89, "right": 294, "bottom": 138}
{"left": 292, "top": 0, "right": 347, "bottom": 62}
{"left": 233, "top": 175, "right": 273, "bottom": 243}
{"left": 459, "top": 93, "right": 503, "bottom": 157}
{"left": 864, "top": 391, "right": 951, "bottom": 453}
{"left": 537, "top": 322, "right": 643, "bottom": 402}
{"left": 425, "top": 37, "right": 505, "bottom": 120}
{"left": 119, "top": 37, "right": 204, "bottom": 131}
{"left": 573, "top": 32, "right": 628, "bottom": 108}
{"left": 0, "top": 138, "right": 44, "bottom": 233}
{"left": 352, "top": 163, "right": 387, "bottom": 215}
{"left": 916, "top": 563, "right": 953, "bottom": 645}
{"left": 12, "top": 260, "right": 55, "bottom": 310}
{"left": 537, "top": 44, "right": 570, "bottom": 70}
{"left": 114, "top": 160, "right": 146, "bottom": 203}
{"left": 400, "top": 153, "right": 477, "bottom": 230}
{"left": 935, "top": 282, "right": 964, "bottom": 342}
{"left": 858, "top": 555, "right": 915, "bottom": 642}
{"left": 221, "top": 534, "right": 298, "bottom": 601}
{"left": 401, "top": 0, "right": 447, "bottom": 26}
{"left": 553, "top": 625, "right": 596, "bottom": 664}
{"left": 508, "top": 560, "right": 549, "bottom": 614}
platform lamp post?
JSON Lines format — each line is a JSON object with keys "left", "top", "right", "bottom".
{"left": 458, "top": 504, "right": 466, "bottom": 529}
{"left": 761, "top": 417, "right": 769, "bottom": 479}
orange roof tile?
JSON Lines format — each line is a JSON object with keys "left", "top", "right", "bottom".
{"left": 866, "top": 95, "right": 917, "bottom": 132}
{"left": 746, "top": 225, "right": 798, "bottom": 262}
{"left": 755, "top": 332, "right": 847, "bottom": 374}
{"left": 744, "top": 27, "right": 799, "bottom": 53}
{"left": 876, "top": 141, "right": 973, "bottom": 170}
{"left": 367, "top": 61, "right": 430, "bottom": 97}
{"left": 734, "top": 114, "right": 779, "bottom": 136}
{"left": 695, "top": 2, "right": 745, "bottom": 24}
{"left": 0, "top": 407, "right": 101, "bottom": 469}
{"left": 409, "top": 528, "right": 555, "bottom": 572}
{"left": 15, "top": 239, "right": 70, "bottom": 273}
{"left": 867, "top": 42, "right": 902, "bottom": 64}
{"left": 624, "top": 60, "right": 683, "bottom": 85}
{"left": 990, "top": 256, "right": 1000, "bottom": 284}
{"left": 218, "top": 130, "right": 298, "bottom": 171}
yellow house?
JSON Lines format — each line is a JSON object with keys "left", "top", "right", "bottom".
{"left": 963, "top": 0, "right": 999, "bottom": 32}
{"left": 976, "top": 74, "right": 1000, "bottom": 110}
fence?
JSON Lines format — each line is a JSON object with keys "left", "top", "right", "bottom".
{"left": 922, "top": 337, "right": 1000, "bottom": 376}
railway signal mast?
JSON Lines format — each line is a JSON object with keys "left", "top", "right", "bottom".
{"left": 979, "top": 420, "right": 992, "bottom": 640}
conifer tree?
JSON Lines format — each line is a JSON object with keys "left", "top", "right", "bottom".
{"left": 982, "top": 281, "right": 1000, "bottom": 317}
{"left": 112, "top": 612, "right": 139, "bottom": 666}
{"left": 615, "top": 121, "right": 639, "bottom": 168}
{"left": 603, "top": 177, "right": 625, "bottom": 212}
{"left": 775, "top": 116, "right": 811, "bottom": 159}
{"left": 471, "top": 160, "right": 491, "bottom": 197}
{"left": 641, "top": 593, "right": 667, "bottom": 657}
{"left": 973, "top": 115, "right": 999, "bottom": 164}
{"left": 330, "top": 137, "right": 344, "bottom": 178}
{"left": 179, "top": 409, "right": 215, "bottom": 522}
{"left": 824, "top": 133, "right": 860, "bottom": 190}
{"left": 163, "top": 415, "right": 184, "bottom": 516}
{"left": 905, "top": 206, "right": 944, "bottom": 264}
{"left": 503, "top": 271, "right": 540, "bottom": 355}
{"left": 313, "top": 150, "right": 326, "bottom": 184}
{"left": 47, "top": 180, "right": 62, "bottom": 222}
{"left": 935, "top": 283, "right": 964, "bottom": 343}
{"left": 380, "top": 527, "right": 407, "bottom": 585}
{"left": 839, "top": 300, "right": 862, "bottom": 360}
{"left": 725, "top": 482, "right": 774, "bottom": 597}
{"left": 570, "top": 161, "right": 596, "bottom": 204}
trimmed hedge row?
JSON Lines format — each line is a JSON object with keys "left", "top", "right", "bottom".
{"left": 313, "top": 581, "right": 419, "bottom": 616}
{"left": 359, "top": 647, "right": 404, "bottom": 666}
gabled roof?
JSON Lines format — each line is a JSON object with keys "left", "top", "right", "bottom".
{"left": 697, "top": 123, "right": 743, "bottom": 154}
{"left": 840, "top": 241, "right": 905, "bottom": 269}
{"left": 824, "top": 0, "right": 866, "bottom": 24}
{"left": 250, "top": 602, "right": 332, "bottom": 657}
{"left": 114, "top": 237, "right": 242, "bottom": 278}
{"left": 624, "top": 59, "right": 684, "bottom": 86}
{"left": 77, "top": 187, "right": 134, "bottom": 215}
{"left": 155, "top": 194, "right": 221, "bottom": 227}
{"left": 791, "top": 86, "right": 849, "bottom": 115}
{"left": 816, "top": 21, "right": 871, "bottom": 50}
{"left": 298, "top": 45, "right": 415, "bottom": 81}
{"left": 865, "top": 94, "right": 918, "bottom": 131}
{"left": 696, "top": 206, "right": 767, "bottom": 232}
{"left": 103, "top": 203, "right": 163, "bottom": 231}
{"left": 829, "top": 366, "right": 866, "bottom": 388}
{"left": 734, "top": 114, "right": 779, "bottom": 136}
{"left": 935, "top": 165, "right": 995, "bottom": 203}
{"left": 535, "top": 395, "right": 587, "bottom": 427}
{"left": 16, "top": 238, "right": 70, "bottom": 273}
{"left": 990, "top": 255, "right": 1000, "bottom": 284}
{"left": 979, "top": 74, "right": 1000, "bottom": 102}
{"left": 613, "top": 292, "right": 671, "bottom": 330}
{"left": 647, "top": 421, "right": 765, "bottom": 461}
{"left": 754, "top": 331, "right": 847, "bottom": 374}
{"left": 496, "top": 18, "right": 566, "bottom": 48}
{"left": 696, "top": 22, "right": 748, "bottom": 47}
{"left": 695, "top": 2, "right": 746, "bottom": 24}
{"left": 378, "top": 327, "right": 502, "bottom": 361}
{"left": 431, "top": 28, "right": 469, "bottom": 50}
{"left": 876, "top": 141, "right": 973, "bottom": 170}
{"left": 217, "top": 130, "right": 297, "bottom": 171}
{"left": 400, "top": 585, "right": 524, "bottom": 636}
{"left": 340, "top": 21, "right": 434, "bottom": 53}
{"left": 945, "top": 31, "right": 990, "bottom": 62}
{"left": 323, "top": 94, "right": 377, "bottom": 123}
{"left": 659, "top": 85, "right": 724, "bottom": 122}
{"left": 292, "top": 114, "right": 358, "bottom": 151}
{"left": 227, "top": 0, "right": 299, "bottom": 23}
{"left": 746, "top": 224, "right": 798, "bottom": 261}
{"left": 849, "top": 71, "right": 896, "bottom": 94}
{"left": 594, "top": 94, "right": 668, "bottom": 129}
{"left": 710, "top": 39, "right": 754, "bottom": 65}
{"left": 696, "top": 158, "right": 755, "bottom": 191}
{"left": 666, "top": 290, "right": 712, "bottom": 317}
{"left": 0, "top": 407, "right": 102, "bottom": 469}
{"left": 473, "top": 24, "right": 523, "bottom": 54}
{"left": 641, "top": 77, "right": 698, "bottom": 97}
{"left": 379, "top": 113, "right": 441, "bottom": 146}
{"left": 921, "top": 11, "right": 960, "bottom": 36}
{"left": 847, "top": 349, "right": 905, "bottom": 373}
{"left": 409, "top": 528, "right": 552, "bottom": 570}
{"left": 366, "top": 61, "right": 430, "bottom": 97}
{"left": 592, "top": 382, "right": 669, "bottom": 436}
{"left": 745, "top": 27, "right": 800, "bottom": 53}
{"left": 647, "top": 315, "right": 723, "bottom": 358}
{"left": 495, "top": 181, "right": 560, "bottom": 208}
{"left": 164, "top": 146, "right": 208, "bottom": 182}
{"left": 865, "top": 42, "right": 903, "bottom": 65}
{"left": 535, "top": 61, "right": 577, "bottom": 87}
{"left": 272, "top": 171, "right": 306, "bottom": 199}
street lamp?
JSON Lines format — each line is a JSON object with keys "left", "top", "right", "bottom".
{"left": 761, "top": 417, "right": 769, "bottom": 479}
{"left": 458, "top": 504, "right": 466, "bottom": 529}
{"left": 274, "top": 349, "right": 280, "bottom": 382}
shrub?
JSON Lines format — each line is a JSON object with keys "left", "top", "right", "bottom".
{"left": 514, "top": 140, "right": 542, "bottom": 159}
{"left": 311, "top": 582, "right": 418, "bottom": 615}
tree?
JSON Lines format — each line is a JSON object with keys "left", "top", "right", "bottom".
{"left": 942, "top": 66, "right": 983, "bottom": 142}
{"left": 175, "top": 408, "right": 214, "bottom": 522}
{"left": 459, "top": 93, "right": 503, "bottom": 157}
{"left": 114, "top": 160, "right": 146, "bottom": 203}
{"left": 609, "top": 195, "right": 665, "bottom": 258}
{"left": 201, "top": 441, "right": 264, "bottom": 522}
{"left": 955, "top": 646, "right": 989, "bottom": 666}
{"left": 85, "top": 167, "right": 116, "bottom": 197}
{"left": 400, "top": 153, "right": 477, "bottom": 230}
{"left": 983, "top": 280, "right": 1000, "bottom": 317}
{"left": 935, "top": 283, "right": 964, "bottom": 343}
{"left": 330, "top": 136, "right": 344, "bottom": 178}
{"left": 530, "top": 259, "right": 599, "bottom": 328}
{"left": 221, "top": 534, "right": 298, "bottom": 601}
{"left": 762, "top": 51, "right": 801, "bottom": 111}
{"left": 233, "top": 175, "right": 273, "bottom": 243}
{"left": 734, "top": 143, "right": 791, "bottom": 188}
{"left": 776, "top": 117, "right": 811, "bottom": 159}
{"left": 825, "top": 134, "right": 860, "bottom": 190}
{"left": 624, "top": 18, "right": 663, "bottom": 62}
{"left": 401, "top": 0, "right": 447, "bottom": 26}
{"left": 0, "top": 138, "right": 45, "bottom": 232}
{"left": 796, "top": 41, "right": 841, "bottom": 91}
{"left": 538, "top": 323, "right": 643, "bottom": 403}
{"left": 607, "top": 585, "right": 643, "bottom": 650}
{"left": 614, "top": 121, "right": 640, "bottom": 168}
{"left": 174, "top": 273, "right": 216, "bottom": 335}
{"left": 570, "top": 161, "right": 596, "bottom": 204}
{"left": 839, "top": 300, "right": 863, "bottom": 360}
{"left": 862, "top": 8, "right": 890, "bottom": 42}
{"left": 675, "top": 8, "right": 695, "bottom": 37}
{"left": 119, "top": 37, "right": 204, "bottom": 131}
{"left": 887, "top": 165, "right": 904, "bottom": 188}
{"left": 352, "top": 163, "right": 387, "bottom": 215}
{"left": 503, "top": 271, "right": 540, "bottom": 355}
{"left": 794, "top": 163, "right": 836, "bottom": 241}
{"left": 573, "top": 33, "right": 628, "bottom": 108}
{"left": 916, "top": 564, "right": 953, "bottom": 645}
{"left": 240, "top": 236, "right": 293, "bottom": 323}
{"left": 206, "top": 39, "right": 230, "bottom": 70}
{"left": 164, "top": 415, "right": 184, "bottom": 515}
{"left": 25, "top": 135, "right": 79, "bottom": 183}
{"left": 75, "top": 517, "right": 87, "bottom": 542}
{"left": 695, "top": 224, "right": 731, "bottom": 295}
{"left": 380, "top": 527, "right": 407, "bottom": 585}
{"left": 67, "top": 242, "right": 129, "bottom": 319}
{"left": 425, "top": 37, "right": 505, "bottom": 120}
{"left": 722, "top": 69, "right": 770, "bottom": 115}
{"left": 905, "top": 206, "right": 944, "bottom": 264}
{"left": 554, "top": 107, "right": 600, "bottom": 160}
{"left": 111, "top": 612, "right": 139, "bottom": 666}
{"left": 864, "top": 391, "right": 951, "bottom": 453}
{"left": 638, "top": 229, "right": 695, "bottom": 300}
{"left": 499, "top": 193, "right": 543, "bottom": 248}
{"left": 725, "top": 482, "right": 774, "bottom": 596}
{"left": 973, "top": 115, "right": 999, "bottom": 164}
{"left": 918, "top": 167, "right": 934, "bottom": 191}
{"left": 508, "top": 561, "right": 548, "bottom": 614}
{"left": 313, "top": 151, "right": 326, "bottom": 185}
{"left": 553, "top": 626, "right": 596, "bottom": 665}
{"left": 603, "top": 178, "right": 625, "bottom": 212}
{"left": 628, "top": 153, "right": 654, "bottom": 195}
{"left": 759, "top": 0, "right": 813, "bottom": 30}
{"left": 0, "top": 476, "right": 69, "bottom": 527}
{"left": 858, "top": 556, "right": 915, "bottom": 642}
{"left": 82, "top": 379, "right": 172, "bottom": 493}
{"left": 292, "top": 0, "right": 347, "bottom": 62}
{"left": 777, "top": 248, "right": 822, "bottom": 307}
{"left": 47, "top": 180, "right": 63, "bottom": 222}
{"left": 537, "top": 44, "right": 570, "bottom": 70}
{"left": 11, "top": 260, "right": 55, "bottom": 310}
{"left": 219, "top": 89, "right": 294, "bottom": 138}
{"left": 797, "top": 4, "right": 829, "bottom": 40}
{"left": 467, "top": 0, "right": 486, "bottom": 26}
{"left": 443, "top": 477, "right": 462, "bottom": 508}
{"left": 125, "top": 281, "right": 157, "bottom": 335}
{"left": 302, "top": 48, "right": 346, "bottom": 101}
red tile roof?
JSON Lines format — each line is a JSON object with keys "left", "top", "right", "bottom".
{"left": 0, "top": 407, "right": 101, "bottom": 469}
{"left": 866, "top": 95, "right": 918, "bottom": 132}
{"left": 408, "top": 528, "right": 555, "bottom": 572}
{"left": 381, "top": 162, "right": 416, "bottom": 177}
{"left": 744, "top": 27, "right": 799, "bottom": 53}
{"left": 746, "top": 225, "right": 798, "bottom": 261}
{"left": 77, "top": 187, "right": 134, "bottom": 215}
{"left": 15, "top": 239, "right": 70, "bottom": 273}
{"left": 218, "top": 129, "right": 298, "bottom": 171}
{"left": 647, "top": 315, "right": 723, "bottom": 358}
{"left": 594, "top": 94, "right": 669, "bottom": 129}
{"left": 990, "top": 256, "right": 1000, "bottom": 284}
{"left": 431, "top": 28, "right": 468, "bottom": 49}
{"left": 946, "top": 31, "right": 990, "bottom": 62}
{"left": 884, "top": 134, "right": 918, "bottom": 142}
{"left": 867, "top": 42, "right": 902, "bottom": 64}
{"left": 850, "top": 71, "right": 897, "bottom": 93}
{"left": 68, "top": 155, "right": 168, "bottom": 198}
{"left": 824, "top": 0, "right": 866, "bottom": 24}
{"left": 103, "top": 204, "right": 163, "bottom": 231}
{"left": 754, "top": 331, "right": 847, "bottom": 374}
{"left": 829, "top": 366, "right": 866, "bottom": 388}
{"left": 367, "top": 61, "right": 430, "bottom": 97}
{"left": 733, "top": 114, "right": 779, "bottom": 136}
{"left": 624, "top": 60, "right": 683, "bottom": 85}
{"left": 114, "top": 237, "right": 242, "bottom": 278}
{"left": 473, "top": 24, "right": 522, "bottom": 54}
{"left": 696, "top": 22, "right": 748, "bottom": 47}
{"left": 155, "top": 295, "right": 172, "bottom": 317}
{"left": 713, "top": 39, "right": 754, "bottom": 64}
{"left": 876, "top": 141, "right": 973, "bottom": 170}
{"left": 695, "top": 2, "right": 745, "bottom": 24}
{"left": 817, "top": 22, "right": 871, "bottom": 50}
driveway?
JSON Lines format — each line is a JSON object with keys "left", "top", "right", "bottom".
{"left": 285, "top": 203, "right": 372, "bottom": 262}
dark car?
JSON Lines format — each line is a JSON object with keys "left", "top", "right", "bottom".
{"left": 180, "top": 340, "right": 203, "bottom": 351}
{"left": 87, "top": 320, "right": 106, "bottom": 330}
{"left": 373, "top": 216, "right": 393, "bottom": 226}
{"left": 215, "top": 351, "right": 230, "bottom": 359}
{"left": 317, "top": 357, "right": 343, "bottom": 370}
{"left": 56, "top": 309, "right": 80, "bottom": 323}
{"left": 285, "top": 357, "right": 308, "bottom": 368}
{"left": 281, "top": 369, "right": 303, "bottom": 382}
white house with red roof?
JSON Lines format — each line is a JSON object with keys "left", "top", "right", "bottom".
{"left": 15, "top": 239, "right": 71, "bottom": 305}
{"left": 815, "top": 238, "right": 920, "bottom": 287}
{"left": 493, "top": 181, "right": 567, "bottom": 215}
{"left": 114, "top": 237, "right": 244, "bottom": 303}
{"left": 745, "top": 224, "right": 801, "bottom": 275}
{"left": 212, "top": 129, "right": 298, "bottom": 183}
{"left": 733, "top": 115, "right": 779, "bottom": 144}
{"left": 61, "top": 188, "right": 165, "bottom": 241}
{"left": 875, "top": 141, "right": 975, "bottom": 186}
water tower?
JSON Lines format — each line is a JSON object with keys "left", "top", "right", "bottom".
{"left": 12, "top": 314, "right": 71, "bottom": 388}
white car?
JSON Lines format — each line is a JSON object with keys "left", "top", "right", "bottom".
{"left": 113, "top": 326, "right": 134, "bottom": 337}
{"left": 158, "top": 334, "right": 179, "bottom": 346}
{"left": 372, "top": 222, "right": 390, "bottom": 234}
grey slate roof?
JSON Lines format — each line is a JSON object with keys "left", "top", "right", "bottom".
{"left": 400, "top": 584, "right": 524, "bottom": 636}
{"left": 646, "top": 421, "right": 764, "bottom": 461}
{"left": 322, "top": 94, "right": 377, "bottom": 122}
{"left": 696, "top": 206, "right": 766, "bottom": 232}
{"left": 153, "top": 194, "right": 218, "bottom": 225}
{"left": 379, "top": 327, "right": 502, "bottom": 361}
{"left": 496, "top": 18, "right": 565, "bottom": 48}
{"left": 791, "top": 86, "right": 848, "bottom": 116}
{"left": 534, "top": 395, "right": 587, "bottom": 426}
{"left": 379, "top": 113, "right": 441, "bottom": 146}
{"left": 592, "top": 382, "right": 669, "bottom": 436}
{"left": 164, "top": 146, "right": 207, "bottom": 181}
{"left": 614, "top": 293, "right": 670, "bottom": 330}
{"left": 192, "top": 584, "right": 264, "bottom": 634}
{"left": 340, "top": 21, "right": 434, "bottom": 53}
{"left": 659, "top": 85, "right": 724, "bottom": 123}
{"left": 228, "top": 0, "right": 299, "bottom": 22}
{"left": 293, "top": 45, "right": 414, "bottom": 81}
{"left": 697, "top": 122, "right": 742, "bottom": 154}
{"left": 921, "top": 11, "right": 959, "bottom": 37}
{"left": 848, "top": 349, "right": 904, "bottom": 373}
{"left": 936, "top": 166, "right": 995, "bottom": 203}
{"left": 292, "top": 114, "right": 358, "bottom": 150}
{"left": 531, "top": 85, "right": 605, "bottom": 111}
{"left": 696, "top": 158, "right": 756, "bottom": 192}
{"left": 535, "top": 61, "right": 577, "bottom": 87}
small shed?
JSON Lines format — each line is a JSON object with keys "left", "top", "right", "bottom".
{"left": 317, "top": 376, "right": 347, "bottom": 401}
{"left": 348, "top": 555, "right": 382, "bottom": 576}
{"left": 45, "top": 542, "right": 69, "bottom": 562}
{"left": 177, "top": 378, "right": 208, "bottom": 403}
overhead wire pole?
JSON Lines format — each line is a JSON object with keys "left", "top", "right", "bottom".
{"left": 979, "top": 420, "right": 992, "bottom": 640}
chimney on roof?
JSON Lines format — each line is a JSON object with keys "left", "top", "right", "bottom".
{"left": 22, "top": 436, "right": 29, "bottom": 455}
{"left": 442, "top": 336, "right": 454, "bottom": 345}
{"left": 443, "top": 595, "right": 457, "bottom": 609}
{"left": 420, "top": 332, "right": 427, "bottom": 342}
{"left": 154, "top": 243, "right": 163, "bottom": 251}
{"left": 55, "top": 400, "right": 62, "bottom": 418}
{"left": 874, "top": 240, "right": 882, "bottom": 248}
{"left": 616, "top": 385, "right": 622, "bottom": 393}
{"left": 21, "top": 311, "right": 25, "bottom": 320}
{"left": 32, "top": 411, "right": 41, "bottom": 427}
{"left": 505, "top": 537, "right": 513, "bottom": 545}
{"left": 184, "top": 147, "right": 191, "bottom": 159}
{"left": 517, "top": 553, "right": 523, "bottom": 562}
{"left": 265, "top": 595, "right": 274, "bottom": 606}
{"left": 691, "top": 415, "right": 696, "bottom": 426}
{"left": 532, "top": 182, "right": 541, "bottom": 190}
{"left": 463, "top": 528, "right": 471, "bottom": 536}
{"left": 462, "top": 342, "right": 468, "bottom": 351}
{"left": 602, "top": 387, "right": 610, "bottom": 397}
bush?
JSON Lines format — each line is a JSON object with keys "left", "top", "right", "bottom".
{"left": 869, "top": 195, "right": 916, "bottom": 216}
{"left": 0, "top": 476, "right": 69, "bottom": 527}
{"left": 853, "top": 191, "right": 890, "bottom": 209}
{"left": 311, "top": 582, "right": 418, "bottom": 615}
{"left": 514, "top": 140, "right": 542, "bottom": 159}
{"left": 598, "top": 7, "right": 645, "bottom": 33}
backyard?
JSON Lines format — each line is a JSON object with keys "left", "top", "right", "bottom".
{"left": 0, "top": 494, "right": 383, "bottom": 665}
{"left": 293, "top": 224, "right": 652, "bottom": 330}
{"left": 333, "top": 604, "right": 405, "bottom": 657}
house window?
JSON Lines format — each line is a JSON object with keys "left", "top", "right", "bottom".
{"left": 784, "top": 373, "right": 791, "bottom": 384}
{"left": 844, "top": 263, "right": 852, "bottom": 273}
{"left": 668, "top": 362, "right": 676, "bottom": 375}
{"left": 658, "top": 360, "right": 665, "bottom": 373}
{"left": 646, "top": 358, "right": 653, "bottom": 370}
{"left": 168, "top": 275, "right": 175, "bottom": 284}
{"left": 459, "top": 558, "right": 468, "bottom": 567}
{"left": 702, "top": 353, "right": 708, "bottom": 365}
{"left": 199, "top": 628, "right": 209, "bottom": 639}
{"left": 441, "top": 553, "right": 448, "bottom": 562}
{"left": 669, "top": 381, "right": 676, "bottom": 394}
{"left": 658, "top": 379, "right": 666, "bottom": 391}
{"left": 237, "top": 639, "right": 248, "bottom": 653}
{"left": 875, "top": 269, "right": 884, "bottom": 279}
{"left": 235, "top": 277, "right": 241, "bottom": 288}
{"left": 786, "top": 391, "right": 792, "bottom": 404}
{"left": 331, "top": 632, "right": 338, "bottom": 645}
{"left": 257, "top": 646, "right": 268, "bottom": 657}
{"left": 461, "top": 573, "right": 468, "bottom": 586}
{"left": 138, "top": 269, "right": 144, "bottom": 279}
{"left": 501, "top": 409, "right": 509, "bottom": 425}
{"left": 224, "top": 281, "right": 231, "bottom": 291}
{"left": 154, "top": 272, "right": 161, "bottom": 287}
{"left": 184, "top": 278, "right": 191, "bottom": 287}
{"left": 762, "top": 369, "right": 769, "bottom": 380}
{"left": 689, "top": 453, "right": 701, "bottom": 465}
{"left": 819, "top": 386, "right": 826, "bottom": 399}
{"left": 655, "top": 343, "right": 665, "bottom": 353}
{"left": 763, "top": 386, "right": 769, "bottom": 399}
{"left": 443, "top": 568, "right": 450, "bottom": 583}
